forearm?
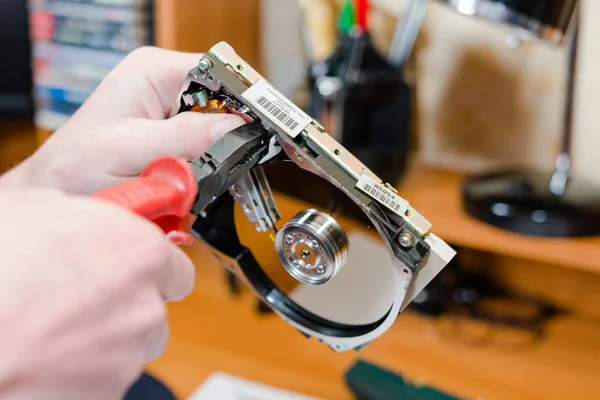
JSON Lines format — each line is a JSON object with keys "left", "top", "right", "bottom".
{"left": 0, "top": 303, "right": 31, "bottom": 400}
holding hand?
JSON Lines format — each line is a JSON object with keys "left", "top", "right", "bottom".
{"left": 1, "top": 47, "right": 245, "bottom": 194}
{"left": 0, "top": 46, "right": 237, "bottom": 399}
{"left": 0, "top": 188, "right": 194, "bottom": 400}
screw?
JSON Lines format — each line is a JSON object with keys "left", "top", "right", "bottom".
{"left": 301, "top": 249, "right": 311, "bottom": 259}
{"left": 199, "top": 58, "right": 212, "bottom": 72}
{"left": 399, "top": 233, "right": 414, "bottom": 249}
{"left": 285, "top": 233, "right": 295, "bottom": 245}
{"left": 310, "top": 239, "right": 319, "bottom": 249}
{"left": 316, "top": 265, "right": 326, "bottom": 275}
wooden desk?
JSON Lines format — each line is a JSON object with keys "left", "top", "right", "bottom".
{"left": 398, "top": 168, "right": 600, "bottom": 274}
{"left": 0, "top": 120, "right": 36, "bottom": 174}
{"left": 7, "top": 122, "right": 600, "bottom": 398}
{"left": 146, "top": 227, "right": 600, "bottom": 400}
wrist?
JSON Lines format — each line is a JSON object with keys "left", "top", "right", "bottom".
{"left": 0, "top": 149, "right": 65, "bottom": 193}
{"left": 0, "top": 161, "right": 33, "bottom": 190}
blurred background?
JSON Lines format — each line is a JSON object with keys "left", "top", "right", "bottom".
{"left": 2, "top": 0, "right": 600, "bottom": 399}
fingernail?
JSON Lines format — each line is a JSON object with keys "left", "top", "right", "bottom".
{"left": 210, "top": 115, "right": 245, "bottom": 142}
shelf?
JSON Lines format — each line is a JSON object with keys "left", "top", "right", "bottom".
{"left": 154, "top": 0, "right": 260, "bottom": 67}
{"left": 146, "top": 241, "right": 600, "bottom": 400}
{"left": 398, "top": 166, "right": 600, "bottom": 274}
{"left": 31, "top": 0, "right": 261, "bottom": 146}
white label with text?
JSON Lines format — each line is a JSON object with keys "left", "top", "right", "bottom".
{"left": 356, "top": 174, "right": 409, "bottom": 217}
{"left": 242, "top": 79, "right": 312, "bottom": 138}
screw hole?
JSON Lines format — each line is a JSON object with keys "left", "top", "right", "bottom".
{"left": 403, "top": 269, "right": 409, "bottom": 274}
{"left": 334, "top": 149, "right": 341, "bottom": 156}
{"left": 237, "top": 64, "right": 244, "bottom": 71}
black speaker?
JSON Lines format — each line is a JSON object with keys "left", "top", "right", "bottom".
{"left": 0, "top": 0, "right": 33, "bottom": 119}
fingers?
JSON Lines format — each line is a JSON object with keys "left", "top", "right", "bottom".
{"left": 159, "top": 243, "right": 196, "bottom": 302}
{"left": 81, "top": 47, "right": 204, "bottom": 120}
{"left": 115, "top": 113, "right": 245, "bottom": 173}
{"left": 146, "top": 320, "right": 170, "bottom": 362}
{"left": 162, "top": 112, "right": 246, "bottom": 160}
{"left": 90, "top": 197, "right": 196, "bottom": 303}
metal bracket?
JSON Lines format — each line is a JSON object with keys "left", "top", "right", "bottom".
{"left": 230, "top": 166, "right": 281, "bottom": 232}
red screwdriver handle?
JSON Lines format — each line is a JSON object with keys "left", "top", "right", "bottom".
{"left": 93, "top": 156, "right": 198, "bottom": 246}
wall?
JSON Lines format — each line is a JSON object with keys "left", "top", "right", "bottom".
{"left": 573, "top": 0, "right": 600, "bottom": 184}
{"left": 412, "top": 2, "right": 566, "bottom": 172}
{"left": 260, "top": 0, "right": 307, "bottom": 99}
{"left": 260, "top": 0, "right": 598, "bottom": 182}
{"left": 155, "top": 0, "right": 261, "bottom": 67}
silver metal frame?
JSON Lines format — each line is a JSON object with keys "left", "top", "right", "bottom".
{"left": 172, "top": 42, "right": 456, "bottom": 352}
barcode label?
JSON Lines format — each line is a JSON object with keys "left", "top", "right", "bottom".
{"left": 356, "top": 174, "right": 409, "bottom": 217}
{"left": 242, "top": 79, "right": 312, "bottom": 138}
{"left": 256, "top": 95, "right": 299, "bottom": 131}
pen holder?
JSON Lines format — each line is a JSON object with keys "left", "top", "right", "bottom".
{"left": 308, "top": 32, "right": 412, "bottom": 185}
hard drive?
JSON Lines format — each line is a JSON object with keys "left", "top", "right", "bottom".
{"left": 172, "top": 42, "right": 456, "bottom": 352}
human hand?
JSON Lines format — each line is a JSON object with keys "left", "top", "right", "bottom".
{"left": 1, "top": 47, "right": 244, "bottom": 195}
{"left": 0, "top": 188, "right": 194, "bottom": 400}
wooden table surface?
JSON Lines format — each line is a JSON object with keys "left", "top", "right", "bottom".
{"left": 8, "top": 123, "right": 600, "bottom": 399}
{"left": 3, "top": 122, "right": 599, "bottom": 399}
{"left": 146, "top": 241, "right": 600, "bottom": 400}
{"left": 398, "top": 168, "right": 600, "bottom": 274}
{"left": 0, "top": 120, "right": 36, "bottom": 174}
{"left": 146, "top": 174, "right": 600, "bottom": 400}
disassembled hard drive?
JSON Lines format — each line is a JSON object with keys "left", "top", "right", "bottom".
{"left": 171, "top": 42, "right": 456, "bottom": 352}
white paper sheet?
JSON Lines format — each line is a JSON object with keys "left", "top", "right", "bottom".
{"left": 187, "top": 372, "right": 323, "bottom": 400}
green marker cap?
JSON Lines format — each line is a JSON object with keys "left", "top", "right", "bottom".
{"left": 339, "top": 0, "right": 355, "bottom": 35}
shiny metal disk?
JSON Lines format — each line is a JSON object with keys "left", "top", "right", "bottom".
{"left": 275, "top": 209, "right": 349, "bottom": 285}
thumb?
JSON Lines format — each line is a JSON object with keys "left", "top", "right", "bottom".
{"left": 148, "top": 112, "right": 246, "bottom": 161}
